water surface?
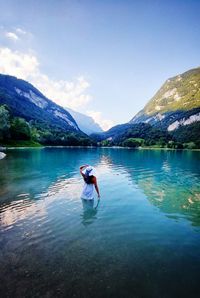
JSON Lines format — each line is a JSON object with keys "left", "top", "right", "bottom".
{"left": 0, "top": 148, "right": 200, "bottom": 297}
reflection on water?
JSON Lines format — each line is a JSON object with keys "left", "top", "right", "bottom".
{"left": 81, "top": 199, "right": 99, "bottom": 226}
{"left": 102, "top": 149, "right": 200, "bottom": 226}
{"left": 0, "top": 148, "right": 200, "bottom": 297}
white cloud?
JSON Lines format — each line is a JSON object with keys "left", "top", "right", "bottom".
{"left": 4, "top": 27, "right": 31, "bottom": 42}
{"left": 0, "top": 48, "right": 38, "bottom": 77}
{"left": 5, "top": 32, "right": 19, "bottom": 41}
{"left": 15, "top": 28, "right": 27, "bottom": 35}
{"left": 86, "top": 110, "right": 114, "bottom": 131}
{"left": 33, "top": 73, "right": 92, "bottom": 108}
{"left": 0, "top": 47, "right": 92, "bottom": 109}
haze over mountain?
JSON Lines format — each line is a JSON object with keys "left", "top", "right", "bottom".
{"left": 66, "top": 107, "right": 103, "bottom": 135}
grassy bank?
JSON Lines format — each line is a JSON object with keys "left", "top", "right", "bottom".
{"left": 0, "top": 140, "right": 42, "bottom": 147}
{"left": 1, "top": 143, "right": 200, "bottom": 151}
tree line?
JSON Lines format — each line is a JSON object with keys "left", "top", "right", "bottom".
{"left": 1, "top": 104, "right": 200, "bottom": 149}
{"left": 91, "top": 122, "right": 200, "bottom": 149}
{"left": 0, "top": 105, "right": 93, "bottom": 146}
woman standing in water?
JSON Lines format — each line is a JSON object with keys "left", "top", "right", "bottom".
{"left": 80, "top": 165, "right": 100, "bottom": 200}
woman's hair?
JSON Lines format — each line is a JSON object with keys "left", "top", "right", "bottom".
{"left": 84, "top": 174, "right": 94, "bottom": 184}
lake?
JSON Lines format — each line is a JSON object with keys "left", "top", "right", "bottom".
{"left": 0, "top": 148, "right": 200, "bottom": 298}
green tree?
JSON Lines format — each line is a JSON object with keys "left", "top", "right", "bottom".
{"left": 101, "top": 139, "right": 113, "bottom": 147}
{"left": 0, "top": 105, "right": 10, "bottom": 140}
{"left": 175, "top": 142, "right": 183, "bottom": 149}
{"left": 122, "top": 138, "right": 141, "bottom": 148}
{"left": 10, "top": 117, "right": 31, "bottom": 140}
{"left": 195, "top": 140, "right": 200, "bottom": 149}
{"left": 183, "top": 142, "right": 196, "bottom": 149}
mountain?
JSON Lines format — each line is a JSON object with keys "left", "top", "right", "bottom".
{"left": 130, "top": 67, "right": 200, "bottom": 131}
{"left": 66, "top": 107, "right": 103, "bottom": 135}
{"left": 90, "top": 67, "right": 200, "bottom": 148}
{"left": 91, "top": 123, "right": 133, "bottom": 141}
{"left": 0, "top": 74, "right": 80, "bottom": 132}
{"left": 91, "top": 122, "right": 171, "bottom": 147}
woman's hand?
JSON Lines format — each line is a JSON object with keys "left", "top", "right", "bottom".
{"left": 80, "top": 165, "right": 89, "bottom": 177}
{"left": 80, "top": 164, "right": 89, "bottom": 170}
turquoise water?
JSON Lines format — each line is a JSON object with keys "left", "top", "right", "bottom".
{"left": 0, "top": 148, "right": 200, "bottom": 297}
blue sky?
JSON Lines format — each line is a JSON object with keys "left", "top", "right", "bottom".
{"left": 0, "top": 0, "right": 199, "bottom": 130}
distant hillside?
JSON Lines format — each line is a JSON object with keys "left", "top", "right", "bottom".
{"left": 91, "top": 123, "right": 133, "bottom": 141}
{"left": 91, "top": 122, "right": 171, "bottom": 147}
{"left": 0, "top": 74, "right": 79, "bottom": 132}
{"left": 130, "top": 67, "right": 200, "bottom": 131}
{"left": 0, "top": 74, "right": 93, "bottom": 146}
{"left": 91, "top": 67, "right": 200, "bottom": 148}
{"left": 66, "top": 107, "right": 103, "bottom": 135}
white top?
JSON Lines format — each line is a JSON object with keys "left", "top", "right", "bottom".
{"left": 81, "top": 182, "right": 95, "bottom": 200}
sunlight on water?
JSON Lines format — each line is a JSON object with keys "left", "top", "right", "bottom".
{"left": 0, "top": 148, "right": 200, "bottom": 297}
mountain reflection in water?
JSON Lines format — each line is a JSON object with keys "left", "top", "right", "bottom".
{"left": 101, "top": 149, "right": 200, "bottom": 226}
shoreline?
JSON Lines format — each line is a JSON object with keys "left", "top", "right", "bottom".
{"left": 1, "top": 145, "right": 200, "bottom": 151}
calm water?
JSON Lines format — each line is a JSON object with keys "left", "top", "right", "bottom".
{"left": 0, "top": 148, "right": 200, "bottom": 298}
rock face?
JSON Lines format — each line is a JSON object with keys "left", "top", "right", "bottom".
{"left": 130, "top": 67, "right": 200, "bottom": 131}
{"left": 0, "top": 74, "right": 80, "bottom": 132}
{"left": 66, "top": 107, "right": 103, "bottom": 135}
{"left": 167, "top": 112, "right": 200, "bottom": 131}
{"left": 0, "top": 152, "right": 6, "bottom": 159}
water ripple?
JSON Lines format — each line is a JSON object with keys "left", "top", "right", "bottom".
{"left": 0, "top": 148, "right": 200, "bottom": 297}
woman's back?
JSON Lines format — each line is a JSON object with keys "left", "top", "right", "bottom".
{"left": 81, "top": 181, "right": 94, "bottom": 200}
